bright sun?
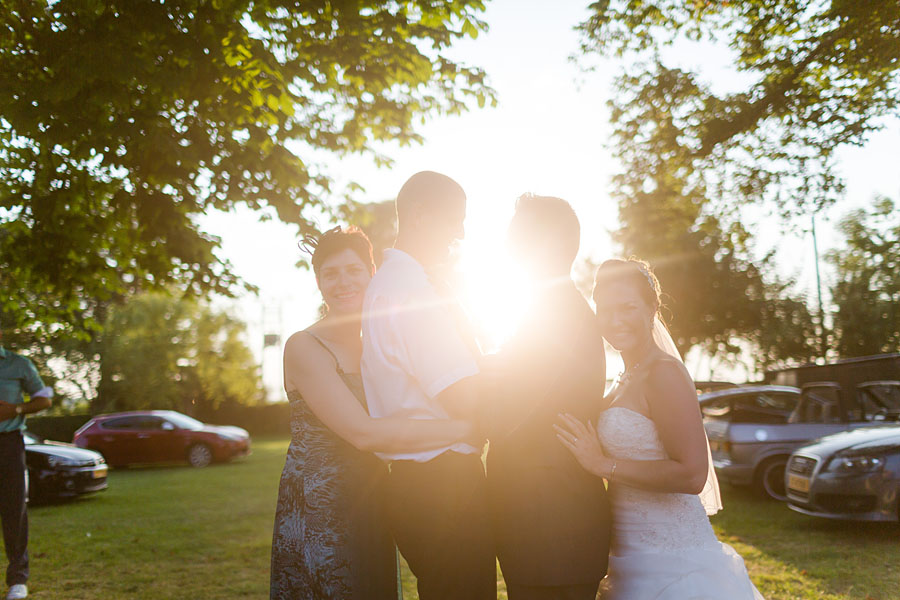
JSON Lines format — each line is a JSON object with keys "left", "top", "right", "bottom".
{"left": 457, "top": 239, "right": 534, "bottom": 354}
{"left": 454, "top": 225, "right": 620, "bottom": 385}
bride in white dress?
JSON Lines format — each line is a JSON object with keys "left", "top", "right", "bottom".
{"left": 554, "top": 258, "right": 764, "bottom": 600}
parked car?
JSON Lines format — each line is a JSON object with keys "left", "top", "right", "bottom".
{"left": 701, "top": 384, "right": 802, "bottom": 500}
{"left": 855, "top": 380, "right": 900, "bottom": 422}
{"left": 785, "top": 425, "right": 900, "bottom": 521}
{"left": 694, "top": 380, "right": 739, "bottom": 395}
{"left": 73, "top": 410, "right": 251, "bottom": 468}
{"left": 702, "top": 380, "right": 900, "bottom": 501}
{"left": 23, "top": 431, "right": 108, "bottom": 503}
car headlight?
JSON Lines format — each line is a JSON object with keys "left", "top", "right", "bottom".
{"left": 824, "top": 454, "right": 885, "bottom": 475}
{"left": 46, "top": 456, "right": 81, "bottom": 467}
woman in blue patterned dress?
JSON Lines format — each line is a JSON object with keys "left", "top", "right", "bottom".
{"left": 270, "top": 227, "right": 474, "bottom": 600}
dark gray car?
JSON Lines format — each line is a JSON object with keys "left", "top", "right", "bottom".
{"left": 786, "top": 425, "right": 900, "bottom": 521}
{"left": 702, "top": 381, "right": 900, "bottom": 500}
{"left": 23, "top": 431, "right": 108, "bottom": 503}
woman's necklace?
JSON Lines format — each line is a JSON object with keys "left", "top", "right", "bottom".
{"left": 614, "top": 337, "right": 657, "bottom": 388}
{"left": 614, "top": 360, "right": 644, "bottom": 388}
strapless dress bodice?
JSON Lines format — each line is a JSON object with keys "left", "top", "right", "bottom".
{"left": 594, "top": 407, "right": 764, "bottom": 599}
{"left": 597, "top": 407, "right": 718, "bottom": 551}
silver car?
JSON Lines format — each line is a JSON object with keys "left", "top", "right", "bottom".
{"left": 786, "top": 425, "right": 900, "bottom": 521}
{"left": 702, "top": 381, "right": 900, "bottom": 500}
{"left": 702, "top": 385, "right": 801, "bottom": 500}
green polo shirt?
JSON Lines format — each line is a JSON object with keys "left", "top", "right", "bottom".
{"left": 0, "top": 345, "right": 46, "bottom": 432}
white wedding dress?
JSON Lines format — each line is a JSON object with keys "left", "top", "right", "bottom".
{"left": 596, "top": 406, "right": 765, "bottom": 599}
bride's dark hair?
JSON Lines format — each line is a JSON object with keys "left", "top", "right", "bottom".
{"left": 592, "top": 258, "right": 661, "bottom": 313}
{"left": 300, "top": 226, "right": 375, "bottom": 278}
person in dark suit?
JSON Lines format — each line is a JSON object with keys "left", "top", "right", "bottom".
{"left": 484, "top": 194, "right": 611, "bottom": 600}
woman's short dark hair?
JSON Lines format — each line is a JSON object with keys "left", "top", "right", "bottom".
{"left": 308, "top": 226, "right": 375, "bottom": 278}
{"left": 593, "top": 258, "right": 661, "bottom": 313}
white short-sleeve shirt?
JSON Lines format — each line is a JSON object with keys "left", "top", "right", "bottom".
{"left": 361, "top": 249, "right": 480, "bottom": 462}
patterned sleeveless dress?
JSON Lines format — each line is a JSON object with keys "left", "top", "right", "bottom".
{"left": 270, "top": 333, "right": 399, "bottom": 600}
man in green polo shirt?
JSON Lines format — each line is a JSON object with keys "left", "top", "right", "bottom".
{"left": 0, "top": 328, "right": 52, "bottom": 600}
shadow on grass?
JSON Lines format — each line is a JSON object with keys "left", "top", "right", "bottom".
{"left": 27, "top": 492, "right": 106, "bottom": 510}
{"left": 714, "top": 484, "right": 900, "bottom": 599}
{"left": 721, "top": 483, "right": 900, "bottom": 540}
{"left": 799, "top": 513, "right": 900, "bottom": 539}
{"left": 105, "top": 456, "right": 253, "bottom": 473}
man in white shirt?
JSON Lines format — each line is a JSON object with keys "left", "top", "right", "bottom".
{"left": 361, "top": 171, "right": 495, "bottom": 600}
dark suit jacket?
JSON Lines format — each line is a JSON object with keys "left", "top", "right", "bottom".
{"left": 484, "top": 282, "right": 611, "bottom": 586}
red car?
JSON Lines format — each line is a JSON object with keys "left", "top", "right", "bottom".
{"left": 73, "top": 410, "right": 251, "bottom": 468}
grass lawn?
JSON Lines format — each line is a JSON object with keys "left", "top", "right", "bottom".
{"left": 23, "top": 437, "right": 899, "bottom": 599}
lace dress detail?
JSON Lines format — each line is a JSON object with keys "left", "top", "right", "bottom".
{"left": 599, "top": 407, "right": 719, "bottom": 554}
{"left": 596, "top": 406, "right": 764, "bottom": 600}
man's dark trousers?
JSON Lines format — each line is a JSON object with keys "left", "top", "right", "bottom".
{"left": 386, "top": 451, "right": 496, "bottom": 600}
{"left": 0, "top": 430, "right": 28, "bottom": 587}
{"left": 505, "top": 582, "right": 600, "bottom": 600}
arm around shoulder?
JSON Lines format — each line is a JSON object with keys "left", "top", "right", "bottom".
{"left": 284, "top": 332, "right": 472, "bottom": 454}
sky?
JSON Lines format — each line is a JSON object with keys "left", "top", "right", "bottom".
{"left": 200, "top": 0, "right": 900, "bottom": 400}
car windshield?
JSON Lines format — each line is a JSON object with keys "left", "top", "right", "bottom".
{"left": 790, "top": 386, "right": 842, "bottom": 423}
{"left": 857, "top": 383, "right": 900, "bottom": 420}
{"left": 701, "top": 391, "right": 797, "bottom": 424}
{"left": 162, "top": 412, "right": 204, "bottom": 431}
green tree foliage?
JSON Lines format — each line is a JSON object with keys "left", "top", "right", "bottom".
{"left": 746, "top": 285, "right": 819, "bottom": 370}
{"left": 598, "top": 54, "right": 817, "bottom": 365}
{"left": 828, "top": 197, "right": 900, "bottom": 358}
{"left": 575, "top": 0, "right": 897, "bottom": 366}
{"left": 94, "top": 291, "right": 263, "bottom": 414}
{"left": 580, "top": 0, "right": 900, "bottom": 216}
{"left": 343, "top": 198, "right": 397, "bottom": 266}
{"left": 0, "top": 0, "right": 494, "bottom": 342}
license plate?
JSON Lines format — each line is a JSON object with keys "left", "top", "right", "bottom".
{"left": 92, "top": 467, "right": 108, "bottom": 479}
{"left": 788, "top": 474, "right": 809, "bottom": 493}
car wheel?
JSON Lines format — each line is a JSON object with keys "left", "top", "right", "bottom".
{"left": 187, "top": 443, "right": 213, "bottom": 468}
{"left": 755, "top": 456, "right": 788, "bottom": 501}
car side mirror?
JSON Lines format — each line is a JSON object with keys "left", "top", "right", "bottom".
{"left": 161, "top": 422, "right": 176, "bottom": 431}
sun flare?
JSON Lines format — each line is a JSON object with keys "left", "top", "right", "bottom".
{"left": 457, "top": 240, "right": 534, "bottom": 354}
